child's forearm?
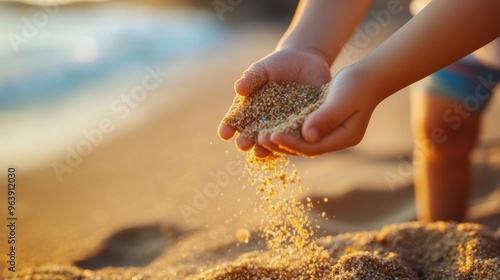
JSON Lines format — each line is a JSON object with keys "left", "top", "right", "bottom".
{"left": 278, "top": 0, "right": 373, "bottom": 66}
{"left": 358, "top": 0, "right": 500, "bottom": 103}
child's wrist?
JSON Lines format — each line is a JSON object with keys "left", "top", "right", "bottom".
{"left": 337, "top": 64, "right": 387, "bottom": 108}
{"left": 276, "top": 44, "right": 332, "bottom": 66}
{"left": 304, "top": 47, "right": 332, "bottom": 66}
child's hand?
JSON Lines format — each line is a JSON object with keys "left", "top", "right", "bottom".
{"left": 218, "top": 47, "right": 332, "bottom": 157}
{"left": 259, "top": 66, "right": 379, "bottom": 157}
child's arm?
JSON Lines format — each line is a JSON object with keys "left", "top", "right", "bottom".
{"left": 235, "top": 0, "right": 373, "bottom": 94}
{"left": 265, "top": 0, "right": 500, "bottom": 157}
{"left": 219, "top": 0, "right": 373, "bottom": 157}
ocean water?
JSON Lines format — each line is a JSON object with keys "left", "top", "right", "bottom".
{"left": 0, "top": 3, "right": 228, "bottom": 169}
{"left": 0, "top": 3, "right": 227, "bottom": 108}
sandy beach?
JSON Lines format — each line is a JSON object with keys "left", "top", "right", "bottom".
{"left": 1, "top": 1, "right": 500, "bottom": 278}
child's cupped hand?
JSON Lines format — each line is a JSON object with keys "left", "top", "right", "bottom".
{"left": 219, "top": 48, "right": 377, "bottom": 157}
{"left": 218, "top": 47, "right": 331, "bottom": 156}
{"left": 266, "top": 66, "right": 378, "bottom": 157}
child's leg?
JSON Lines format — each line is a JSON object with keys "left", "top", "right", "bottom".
{"left": 410, "top": 55, "right": 500, "bottom": 222}
{"left": 410, "top": 92, "right": 480, "bottom": 222}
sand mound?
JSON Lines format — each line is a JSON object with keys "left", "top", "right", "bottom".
{"left": 197, "top": 222, "right": 500, "bottom": 279}
{"left": 324, "top": 222, "right": 500, "bottom": 279}
{"left": 5, "top": 222, "right": 499, "bottom": 279}
{"left": 222, "top": 81, "right": 329, "bottom": 140}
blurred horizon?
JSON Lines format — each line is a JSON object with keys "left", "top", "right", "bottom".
{"left": 0, "top": 1, "right": 233, "bottom": 171}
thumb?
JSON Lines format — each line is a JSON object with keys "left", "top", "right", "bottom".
{"left": 302, "top": 87, "right": 346, "bottom": 144}
{"left": 234, "top": 64, "right": 267, "bottom": 96}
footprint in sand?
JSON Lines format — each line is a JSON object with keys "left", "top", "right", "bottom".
{"left": 75, "top": 223, "right": 185, "bottom": 269}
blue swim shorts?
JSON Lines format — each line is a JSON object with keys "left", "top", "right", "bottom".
{"left": 422, "top": 55, "right": 500, "bottom": 113}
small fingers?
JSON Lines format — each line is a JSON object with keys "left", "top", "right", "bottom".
{"left": 218, "top": 124, "right": 237, "bottom": 140}
{"left": 302, "top": 95, "right": 345, "bottom": 144}
{"left": 270, "top": 121, "right": 359, "bottom": 157}
{"left": 253, "top": 145, "right": 273, "bottom": 158}
{"left": 258, "top": 132, "right": 301, "bottom": 156}
{"left": 236, "top": 135, "right": 255, "bottom": 151}
{"left": 232, "top": 133, "right": 278, "bottom": 159}
{"left": 234, "top": 66, "right": 267, "bottom": 96}
{"left": 269, "top": 133, "right": 316, "bottom": 157}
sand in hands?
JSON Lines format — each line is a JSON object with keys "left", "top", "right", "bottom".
{"left": 221, "top": 77, "right": 329, "bottom": 141}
